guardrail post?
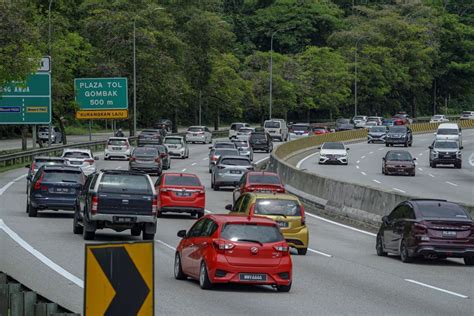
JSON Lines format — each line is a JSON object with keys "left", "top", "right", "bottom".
{"left": 0, "top": 284, "right": 8, "bottom": 316}
{"left": 24, "top": 291, "right": 38, "bottom": 316}
{"left": 0, "top": 273, "right": 6, "bottom": 284}
{"left": 34, "top": 302, "right": 57, "bottom": 316}
{"left": 10, "top": 292, "right": 23, "bottom": 316}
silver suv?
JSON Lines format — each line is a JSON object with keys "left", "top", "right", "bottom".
{"left": 211, "top": 156, "right": 253, "bottom": 190}
{"left": 429, "top": 140, "right": 463, "bottom": 169}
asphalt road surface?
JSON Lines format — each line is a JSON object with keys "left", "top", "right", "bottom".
{"left": 296, "top": 131, "right": 474, "bottom": 206}
{"left": 0, "top": 139, "right": 472, "bottom": 315}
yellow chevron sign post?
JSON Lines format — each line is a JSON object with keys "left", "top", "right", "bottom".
{"left": 84, "top": 241, "right": 154, "bottom": 316}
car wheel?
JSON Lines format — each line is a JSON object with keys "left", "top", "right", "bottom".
{"left": 174, "top": 253, "right": 187, "bottom": 280}
{"left": 404, "top": 142, "right": 408, "bottom": 147}
{"left": 82, "top": 217, "right": 95, "bottom": 240}
{"left": 143, "top": 231, "right": 155, "bottom": 241}
{"left": 28, "top": 203, "right": 37, "bottom": 217}
{"left": 411, "top": 172, "right": 415, "bottom": 176}
{"left": 131, "top": 227, "right": 141, "bottom": 237}
{"left": 213, "top": 184, "right": 219, "bottom": 191}
{"left": 297, "top": 248, "right": 307, "bottom": 255}
{"left": 456, "top": 162, "right": 462, "bottom": 169}
{"left": 276, "top": 283, "right": 292, "bottom": 292}
{"left": 400, "top": 240, "right": 413, "bottom": 263}
{"left": 199, "top": 262, "right": 213, "bottom": 290}
{"left": 376, "top": 234, "right": 387, "bottom": 256}
{"left": 432, "top": 163, "right": 436, "bottom": 168}
{"left": 385, "top": 143, "right": 389, "bottom": 147}
{"left": 408, "top": 142, "right": 412, "bottom": 147}
{"left": 73, "top": 208, "right": 83, "bottom": 235}
{"left": 464, "top": 257, "right": 474, "bottom": 266}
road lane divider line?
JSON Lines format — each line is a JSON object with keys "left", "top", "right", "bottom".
{"left": 191, "top": 162, "right": 197, "bottom": 166}
{"left": 254, "top": 156, "right": 270, "bottom": 165}
{"left": 418, "top": 153, "right": 423, "bottom": 156}
{"left": 356, "top": 166, "right": 360, "bottom": 169}
{"left": 296, "top": 152, "right": 320, "bottom": 169}
{"left": 361, "top": 156, "right": 366, "bottom": 159}
{"left": 205, "top": 209, "right": 212, "bottom": 214}
{"left": 369, "top": 152, "right": 373, "bottom": 154}
{"left": 428, "top": 173, "right": 435, "bottom": 178}
{"left": 356, "top": 160, "right": 360, "bottom": 164}
{"left": 0, "top": 174, "right": 27, "bottom": 195}
{"left": 404, "top": 279, "right": 468, "bottom": 299}
{"left": 361, "top": 171, "right": 367, "bottom": 176}
{"left": 181, "top": 168, "right": 187, "bottom": 172}
{"left": 393, "top": 188, "right": 406, "bottom": 193}
{"left": 305, "top": 213, "right": 376, "bottom": 237}
{"left": 418, "top": 168, "right": 423, "bottom": 171}
{"left": 378, "top": 148, "right": 384, "bottom": 151}
{"left": 446, "top": 181, "right": 458, "bottom": 187}
{"left": 114, "top": 166, "right": 121, "bottom": 170}
{"left": 156, "top": 239, "right": 176, "bottom": 251}
{"left": 372, "top": 179, "right": 381, "bottom": 184}
{"left": 0, "top": 219, "right": 84, "bottom": 288}
{"left": 307, "top": 248, "right": 332, "bottom": 258}
{"left": 203, "top": 157, "right": 208, "bottom": 161}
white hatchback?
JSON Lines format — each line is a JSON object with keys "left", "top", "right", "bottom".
{"left": 185, "top": 126, "right": 212, "bottom": 144}
{"left": 62, "top": 149, "right": 98, "bottom": 176}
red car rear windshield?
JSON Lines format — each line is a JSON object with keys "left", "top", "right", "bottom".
{"left": 248, "top": 174, "right": 281, "bottom": 185}
{"left": 165, "top": 175, "right": 201, "bottom": 186}
{"left": 220, "top": 223, "right": 283, "bottom": 243}
{"left": 254, "top": 199, "right": 301, "bottom": 216}
{"left": 419, "top": 203, "right": 469, "bottom": 219}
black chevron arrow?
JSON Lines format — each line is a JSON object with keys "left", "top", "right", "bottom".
{"left": 91, "top": 246, "right": 150, "bottom": 316}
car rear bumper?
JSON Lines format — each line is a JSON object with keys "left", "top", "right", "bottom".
{"left": 129, "top": 163, "right": 161, "bottom": 173}
{"left": 281, "top": 227, "right": 309, "bottom": 249}
{"left": 105, "top": 149, "right": 131, "bottom": 159}
{"left": 432, "top": 158, "right": 461, "bottom": 164}
{"left": 31, "top": 197, "right": 77, "bottom": 211}
{"left": 368, "top": 136, "right": 386, "bottom": 142}
{"left": 90, "top": 213, "right": 157, "bottom": 224}
{"left": 168, "top": 148, "right": 185, "bottom": 156}
{"left": 251, "top": 144, "right": 270, "bottom": 151}
{"left": 214, "top": 174, "right": 244, "bottom": 186}
{"left": 160, "top": 206, "right": 204, "bottom": 214}
{"left": 413, "top": 244, "right": 474, "bottom": 258}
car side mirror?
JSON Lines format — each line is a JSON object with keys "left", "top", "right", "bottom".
{"left": 225, "top": 204, "right": 233, "bottom": 211}
{"left": 209, "top": 146, "right": 213, "bottom": 149}
{"left": 382, "top": 157, "right": 386, "bottom": 161}
{"left": 382, "top": 216, "right": 389, "bottom": 225}
{"left": 346, "top": 148, "right": 350, "bottom": 150}
{"left": 428, "top": 146, "right": 433, "bottom": 149}
{"left": 94, "top": 156, "right": 99, "bottom": 160}
{"left": 25, "top": 164, "right": 30, "bottom": 168}
{"left": 177, "top": 230, "right": 187, "bottom": 238}
{"left": 460, "top": 146, "right": 464, "bottom": 150}
{"left": 317, "top": 146, "right": 321, "bottom": 149}
{"left": 26, "top": 175, "right": 32, "bottom": 180}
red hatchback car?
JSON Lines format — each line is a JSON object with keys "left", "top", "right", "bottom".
{"left": 174, "top": 214, "right": 292, "bottom": 292}
{"left": 155, "top": 173, "right": 205, "bottom": 218}
{"left": 233, "top": 171, "right": 285, "bottom": 202}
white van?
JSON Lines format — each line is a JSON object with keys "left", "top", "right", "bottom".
{"left": 435, "top": 123, "right": 462, "bottom": 147}
{"left": 264, "top": 119, "right": 288, "bottom": 141}
{"left": 229, "top": 122, "right": 250, "bottom": 139}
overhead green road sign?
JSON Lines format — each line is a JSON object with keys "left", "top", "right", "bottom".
{"left": 0, "top": 73, "right": 51, "bottom": 124}
{"left": 75, "top": 77, "right": 128, "bottom": 110}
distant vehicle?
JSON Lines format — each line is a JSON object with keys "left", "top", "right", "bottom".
{"left": 227, "top": 192, "right": 308, "bottom": 255}
{"left": 137, "top": 143, "right": 171, "bottom": 169}
{"left": 382, "top": 119, "right": 394, "bottom": 127}
{"left": 211, "top": 155, "right": 253, "bottom": 191}
{"left": 75, "top": 170, "right": 157, "bottom": 240}
{"left": 263, "top": 119, "right": 288, "bottom": 141}
{"left": 311, "top": 126, "right": 330, "bottom": 135}
{"left": 429, "top": 115, "right": 449, "bottom": 124}
{"left": 376, "top": 199, "right": 474, "bottom": 265}
{"left": 186, "top": 126, "right": 213, "bottom": 144}
{"left": 460, "top": 111, "right": 474, "bottom": 120}
{"left": 210, "top": 141, "right": 237, "bottom": 150}
{"left": 288, "top": 123, "right": 311, "bottom": 140}
{"left": 155, "top": 173, "right": 205, "bottom": 218}
{"left": 335, "top": 118, "right": 354, "bottom": 131}
{"left": 352, "top": 116, "right": 368, "bottom": 128}
{"left": 61, "top": 149, "right": 98, "bottom": 176}
{"left": 138, "top": 129, "right": 163, "bottom": 146}
{"left": 385, "top": 126, "right": 413, "bottom": 147}
{"left": 229, "top": 122, "right": 250, "bottom": 139}
{"left": 391, "top": 113, "right": 412, "bottom": 125}
{"left": 318, "top": 142, "right": 349, "bottom": 165}
{"left": 367, "top": 116, "right": 383, "bottom": 126}
{"left": 104, "top": 137, "right": 131, "bottom": 160}
{"left": 236, "top": 127, "right": 255, "bottom": 141}
{"left": 174, "top": 214, "right": 293, "bottom": 291}
{"left": 231, "top": 140, "right": 253, "bottom": 161}
{"left": 25, "top": 156, "right": 65, "bottom": 193}
{"left": 435, "top": 123, "right": 462, "bottom": 147}
{"left": 164, "top": 136, "right": 189, "bottom": 159}
{"left": 364, "top": 121, "right": 378, "bottom": 128}
{"left": 27, "top": 165, "right": 85, "bottom": 217}
{"left": 382, "top": 150, "right": 416, "bottom": 176}
{"left": 429, "top": 140, "right": 462, "bottom": 169}
{"left": 367, "top": 126, "right": 388, "bottom": 143}
{"left": 37, "top": 126, "right": 62, "bottom": 144}
{"left": 249, "top": 131, "right": 273, "bottom": 153}
{"left": 232, "top": 171, "right": 285, "bottom": 203}
{"left": 208, "top": 148, "right": 240, "bottom": 172}
{"left": 153, "top": 119, "right": 173, "bottom": 132}
{"left": 129, "top": 146, "right": 162, "bottom": 175}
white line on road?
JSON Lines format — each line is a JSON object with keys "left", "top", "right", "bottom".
{"left": 372, "top": 179, "right": 381, "bottom": 184}
{"left": 393, "top": 188, "right": 406, "bottom": 193}
{"left": 404, "top": 279, "right": 468, "bottom": 299}
{"left": 429, "top": 173, "right": 435, "bottom": 178}
{"left": 156, "top": 239, "right": 176, "bottom": 251}
{"left": 308, "top": 248, "right": 333, "bottom": 258}
{"left": 378, "top": 148, "right": 384, "bottom": 151}
{"left": 0, "top": 219, "right": 84, "bottom": 288}
{"left": 203, "top": 157, "right": 208, "bottom": 161}
{"left": 446, "top": 181, "right": 458, "bottom": 187}
{"left": 296, "top": 152, "right": 320, "bottom": 169}
{"left": 254, "top": 156, "right": 270, "bottom": 165}
{"left": 114, "top": 166, "right": 121, "bottom": 169}
{"left": 181, "top": 168, "right": 187, "bottom": 172}
{"left": 205, "top": 209, "right": 212, "bottom": 214}
{"left": 361, "top": 171, "right": 367, "bottom": 176}
{"left": 361, "top": 156, "right": 366, "bottom": 159}
{"left": 191, "top": 162, "right": 197, "bottom": 166}
{"left": 0, "top": 174, "right": 27, "bottom": 195}
{"left": 418, "top": 153, "right": 423, "bottom": 156}
{"left": 356, "top": 166, "right": 360, "bottom": 169}
{"left": 369, "top": 152, "right": 374, "bottom": 154}
{"left": 418, "top": 168, "right": 423, "bottom": 171}
{"left": 356, "top": 160, "right": 360, "bottom": 164}
{"left": 305, "top": 213, "right": 376, "bottom": 237}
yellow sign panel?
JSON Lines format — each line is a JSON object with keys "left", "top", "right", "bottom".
{"left": 84, "top": 241, "right": 154, "bottom": 316}
{"left": 26, "top": 107, "right": 48, "bottom": 113}
{"left": 76, "top": 109, "right": 128, "bottom": 120}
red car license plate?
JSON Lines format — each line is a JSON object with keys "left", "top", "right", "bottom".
{"left": 239, "top": 274, "right": 267, "bottom": 282}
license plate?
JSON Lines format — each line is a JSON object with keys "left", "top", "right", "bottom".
{"left": 193, "top": 134, "right": 197, "bottom": 136}
{"left": 113, "top": 216, "right": 136, "bottom": 223}
{"left": 256, "top": 190, "right": 273, "bottom": 193}
{"left": 113, "top": 147, "right": 122, "bottom": 150}
{"left": 239, "top": 273, "right": 267, "bottom": 282}
{"left": 176, "top": 191, "right": 191, "bottom": 197}
{"left": 444, "top": 155, "right": 451, "bottom": 158}
{"left": 230, "top": 170, "right": 241, "bottom": 174}
{"left": 398, "top": 169, "right": 405, "bottom": 172}
{"left": 277, "top": 221, "right": 288, "bottom": 228}
{"left": 442, "top": 231, "right": 456, "bottom": 237}
{"left": 269, "top": 131, "right": 275, "bottom": 133}
{"left": 51, "top": 187, "right": 70, "bottom": 193}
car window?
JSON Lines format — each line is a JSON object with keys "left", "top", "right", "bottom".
{"left": 215, "top": 143, "right": 236, "bottom": 149}
{"left": 188, "top": 127, "right": 204, "bottom": 132}
{"left": 187, "top": 219, "right": 206, "bottom": 238}
{"left": 63, "top": 152, "right": 91, "bottom": 159}
{"left": 99, "top": 174, "right": 152, "bottom": 194}
{"left": 231, "top": 123, "right": 244, "bottom": 131}
{"left": 233, "top": 195, "right": 245, "bottom": 212}
{"left": 42, "top": 170, "right": 84, "bottom": 184}
{"left": 322, "top": 142, "right": 345, "bottom": 150}
{"left": 89, "top": 173, "right": 99, "bottom": 191}
{"left": 418, "top": 203, "right": 469, "bottom": 219}
{"left": 264, "top": 121, "right": 280, "bottom": 128}
{"left": 240, "top": 195, "right": 252, "bottom": 213}
{"left": 370, "top": 127, "right": 387, "bottom": 133}
{"left": 220, "top": 158, "right": 251, "bottom": 166}
{"left": 437, "top": 128, "right": 458, "bottom": 135}
{"left": 254, "top": 199, "right": 301, "bottom": 216}
{"left": 108, "top": 139, "right": 127, "bottom": 146}
{"left": 220, "top": 223, "right": 284, "bottom": 243}
{"left": 164, "top": 138, "right": 182, "bottom": 144}
{"left": 133, "top": 147, "right": 158, "bottom": 156}
{"left": 248, "top": 174, "right": 281, "bottom": 185}
{"left": 434, "top": 142, "right": 458, "bottom": 149}
{"left": 292, "top": 125, "right": 310, "bottom": 132}
{"left": 386, "top": 151, "right": 413, "bottom": 161}
{"left": 164, "top": 175, "right": 201, "bottom": 186}
{"left": 233, "top": 141, "right": 248, "bottom": 148}
{"left": 389, "top": 205, "right": 405, "bottom": 221}
{"left": 201, "top": 219, "right": 218, "bottom": 237}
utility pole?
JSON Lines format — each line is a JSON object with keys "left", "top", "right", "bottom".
{"left": 48, "top": 0, "right": 53, "bottom": 147}
{"left": 133, "top": 19, "right": 137, "bottom": 137}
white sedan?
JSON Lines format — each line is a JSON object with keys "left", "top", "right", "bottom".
{"left": 430, "top": 115, "right": 449, "bottom": 123}
{"left": 318, "top": 142, "right": 349, "bottom": 165}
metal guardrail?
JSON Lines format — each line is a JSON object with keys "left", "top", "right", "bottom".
{"left": 0, "top": 130, "right": 229, "bottom": 168}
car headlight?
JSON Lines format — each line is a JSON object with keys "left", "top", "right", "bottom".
{"left": 456, "top": 151, "right": 462, "bottom": 158}
{"left": 432, "top": 151, "right": 438, "bottom": 158}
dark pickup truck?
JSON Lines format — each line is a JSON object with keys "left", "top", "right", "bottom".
{"left": 74, "top": 170, "right": 158, "bottom": 240}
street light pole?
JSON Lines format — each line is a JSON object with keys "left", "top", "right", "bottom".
{"left": 47, "top": 0, "right": 53, "bottom": 146}
{"left": 133, "top": 19, "right": 137, "bottom": 137}
{"left": 269, "top": 31, "right": 276, "bottom": 120}
{"left": 354, "top": 37, "right": 364, "bottom": 117}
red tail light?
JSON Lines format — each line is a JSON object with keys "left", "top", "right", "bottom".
{"left": 300, "top": 204, "right": 306, "bottom": 226}
{"left": 34, "top": 173, "right": 44, "bottom": 190}
{"left": 152, "top": 197, "right": 158, "bottom": 215}
{"left": 211, "top": 156, "right": 218, "bottom": 161}
{"left": 213, "top": 240, "right": 235, "bottom": 252}
{"left": 199, "top": 188, "right": 205, "bottom": 194}
{"left": 130, "top": 157, "right": 136, "bottom": 162}
{"left": 413, "top": 223, "right": 428, "bottom": 235}
{"left": 86, "top": 159, "right": 95, "bottom": 164}
{"left": 91, "top": 196, "right": 99, "bottom": 214}
{"left": 155, "top": 157, "right": 161, "bottom": 163}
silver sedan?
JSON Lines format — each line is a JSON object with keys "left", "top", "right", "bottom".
{"left": 232, "top": 140, "right": 254, "bottom": 161}
{"left": 211, "top": 156, "right": 253, "bottom": 191}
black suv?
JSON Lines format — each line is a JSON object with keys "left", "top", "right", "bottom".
{"left": 385, "top": 126, "right": 413, "bottom": 147}
{"left": 249, "top": 132, "right": 273, "bottom": 153}
{"left": 429, "top": 140, "right": 463, "bottom": 169}
{"left": 376, "top": 199, "right": 474, "bottom": 265}
{"left": 75, "top": 170, "right": 158, "bottom": 240}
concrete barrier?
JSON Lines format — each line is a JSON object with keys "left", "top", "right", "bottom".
{"left": 268, "top": 120, "right": 474, "bottom": 226}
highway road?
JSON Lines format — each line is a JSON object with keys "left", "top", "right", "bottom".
{"left": 296, "top": 131, "right": 474, "bottom": 206}
{"left": 0, "top": 139, "right": 473, "bottom": 315}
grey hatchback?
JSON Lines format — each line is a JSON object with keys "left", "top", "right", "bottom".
{"left": 211, "top": 156, "right": 254, "bottom": 191}
{"left": 129, "top": 147, "right": 162, "bottom": 175}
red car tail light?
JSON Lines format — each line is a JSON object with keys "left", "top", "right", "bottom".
{"left": 130, "top": 156, "right": 136, "bottom": 162}
{"left": 300, "top": 204, "right": 306, "bottom": 226}
{"left": 86, "top": 159, "right": 95, "bottom": 165}
{"left": 199, "top": 188, "right": 205, "bottom": 194}
{"left": 152, "top": 197, "right": 158, "bottom": 215}
{"left": 34, "top": 173, "right": 44, "bottom": 190}
{"left": 413, "top": 223, "right": 428, "bottom": 235}
{"left": 91, "top": 196, "right": 99, "bottom": 214}
{"left": 211, "top": 156, "right": 218, "bottom": 161}
{"left": 213, "top": 240, "right": 235, "bottom": 252}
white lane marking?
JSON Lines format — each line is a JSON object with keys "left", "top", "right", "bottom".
{"left": 425, "top": 149, "right": 429, "bottom": 152}
{"left": 429, "top": 173, "right": 435, "bottom": 178}
{"left": 446, "top": 181, "right": 458, "bottom": 187}
{"left": 305, "top": 213, "right": 376, "bottom": 237}
{"left": 372, "top": 179, "right": 381, "bottom": 184}
{"left": 356, "top": 160, "right": 360, "bottom": 164}
{"left": 361, "top": 171, "right": 367, "bottom": 176}
{"left": 418, "top": 168, "right": 423, "bottom": 171}
{"left": 205, "top": 209, "right": 212, "bottom": 214}
{"left": 203, "top": 157, "right": 208, "bottom": 161}
{"left": 361, "top": 156, "right": 366, "bottom": 159}
{"left": 156, "top": 239, "right": 176, "bottom": 251}
{"left": 191, "top": 162, "right": 197, "bottom": 166}
{"left": 393, "top": 188, "right": 406, "bottom": 193}
{"left": 181, "top": 168, "right": 187, "bottom": 172}
{"left": 404, "top": 279, "right": 468, "bottom": 299}
{"left": 255, "top": 156, "right": 270, "bottom": 165}
{"left": 356, "top": 165, "right": 360, "bottom": 169}
{"left": 308, "top": 248, "right": 332, "bottom": 258}
{"left": 469, "top": 153, "right": 474, "bottom": 167}
{"left": 296, "top": 152, "right": 320, "bottom": 169}
{"left": 378, "top": 148, "right": 384, "bottom": 151}
{"left": 369, "top": 152, "right": 374, "bottom": 154}
{"left": 0, "top": 174, "right": 27, "bottom": 195}
{"left": 114, "top": 166, "right": 121, "bottom": 169}
{"left": 0, "top": 219, "right": 84, "bottom": 288}
{"left": 418, "top": 153, "right": 423, "bottom": 156}
{"left": 414, "top": 162, "right": 418, "bottom": 166}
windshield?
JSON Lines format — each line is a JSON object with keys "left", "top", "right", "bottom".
{"left": 164, "top": 138, "right": 182, "bottom": 144}
{"left": 188, "top": 127, "right": 204, "bottom": 132}
{"left": 434, "top": 142, "right": 458, "bottom": 149}
{"left": 220, "top": 223, "right": 284, "bottom": 243}
{"left": 292, "top": 125, "right": 310, "bottom": 132}
{"left": 99, "top": 174, "right": 152, "bottom": 194}
{"left": 34, "top": 161, "right": 64, "bottom": 170}
{"left": 214, "top": 143, "right": 236, "bottom": 149}
{"left": 336, "top": 119, "right": 350, "bottom": 124}
{"left": 353, "top": 116, "right": 365, "bottom": 121}
{"left": 255, "top": 199, "right": 301, "bottom": 216}
{"left": 215, "top": 149, "right": 239, "bottom": 156}
{"left": 238, "top": 128, "right": 253, "bottom": 133}
{"left": 108, "top": 139, "right": 127, "bottom": 146}
{"left": 63, "top": 152, "right": 91, "bottom": 159}
{"left": 155, "top": 145, "right": 167, "bottom": 154}
{"left": 133, "top": 147, "right": 158, "bottom": 156}
{"left": 432, "top": 115, "right": 442, "bottom": 119}
{"left": 437, "top": 128, "right": 458, "bottom": 135}
{"left": 220, "top": 158, "right": 251, "bottom": 166}
{"left": 370, "top": 127, "right": 387, "bottom": 133}
{"left": 231, "top": 123, "right": 244, "bottom": 131}
{"left": 388, "top": 126, "right": 407, "bottom": 133}
{"left": 233, "top": 141, "right": 248, "bottom": 148}
{"left": 419, "top": 203, "right": 469, "bottom": 219}
{"left": 322, "top": 142, "right": 345, "bottom": 150}
{"left": 250, "top": 133, "right": 266, "bottom": 140}
{"left": 248, "top": 174, "right": 281, "bottom": 185}
{"left": 386, "top": 151, "right": 413, "bottom": 161}
{"left": 264, "top": 121, "right": 280, "bottom": 128}
{"left": 43, "top": 170, "right": 84, "bottom": 183}
{"left": 165, "top": 175, "right": 201, "bottom": 186}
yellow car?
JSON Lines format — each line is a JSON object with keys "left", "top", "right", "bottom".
{"left": 226, "top": 193, "right": 309, "bottom": 255}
